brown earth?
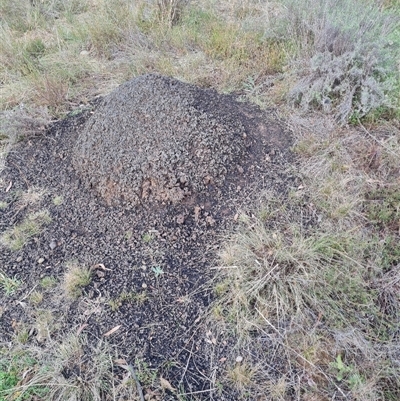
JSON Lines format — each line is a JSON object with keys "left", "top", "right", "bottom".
{"left": 0, "top": 76, "right": 299, "bottom": 400}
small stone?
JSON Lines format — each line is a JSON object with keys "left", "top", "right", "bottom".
{"left": 176, "top": 214, "right": 186, "bottom": 224}
{"left": 236, "top": 356, "right": 243, "bottom": 363}
{"left": 16, "top": 256, "right": 23, "bottom": 262}
{"left": 205, "top": 216, "right": 216, "bottom": 226}
{"left": 142, "top": 283, "right": 147, "bottom": 289}
{"left": 37, "top": 258, "right": 45, "bottom": 264}
{"left": 49, "top": 239, "right": 57, "bottom": 250}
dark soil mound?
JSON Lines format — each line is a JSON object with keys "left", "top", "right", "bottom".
{"left": 0, "top": 77, "right": 298, "bottom": 400}
{"left": 73, "top": 74, "right": 288, "bottom": 208}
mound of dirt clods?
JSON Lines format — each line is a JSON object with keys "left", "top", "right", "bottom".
{"left": 73, "top": 74, "right": 288, "bottom": 208}
{"left": 0, "top": 74, "right": 298, "bottom": 400}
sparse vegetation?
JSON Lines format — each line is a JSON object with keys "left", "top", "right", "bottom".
{"left": 214, "top": 115, "right": 400, "bottom": 398}
{"left": 0, "top": 0, "right": 399, "bottom": 400}
{"left": 0, "top": 334, "right": 132, "bottom": 401}
{"left": 29, "top": 290, "right": 44, "bottom": 305}
{"left": 63, "top": 263, "right": 92, "bottom": 299}
{"left": 108, "top": 290, "right": 148, "bottom": 311}
{"left": 0, "top": 210, "right": 51, "bottom": 250}
{"left": 39, "top": 275, "right": 58, "bottom": 289}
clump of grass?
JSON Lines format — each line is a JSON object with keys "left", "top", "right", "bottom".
{"left": 52, "top": 195, "right": 63, "bottom": 206}
{"left": 15, "top": 186, "right": 47, "bottom": 211}
{"left": 214, "top": 114, "right": 400, "bottom": 399}
{"left": 215, "top": 201, "right": 397, "bottom": 398}
{"left": 0, "top": 366, "right": 19, "bottom": 399}
{"left": 0, "top": 106, "right": 50, "bottom": 176}
{"left": 40, "top": 275, "right": 58, "bottom": 289}
{"left": 108, "top": 290, "right": 147, "bottom": 311}
{"left": 0, "top": 209, "right": 51, "bottom": 251}
{"left": 218, "top": 207, "right": 376, "bottom": 330}
{"left": 0, "top": 270, "right": 21, "bottom": 296}
{"left": 266, "top": 0, "right": 400, "bottom": 123}
{"left": 227, "top": 362, "right": 257, "bottom": 392}
{"left": 4, "top": 334, "right": 126, "bottom": 401}
{"left": 63, "top": 263, "right": 92, "bottom": 299}
{"left": 34, "top": 309, "right": 57, "bottom": 343}
{"left": 29, "top": 290, "right": 44, "bottom": 305}
{"left": 366, "top": 186, "right": 400, "bottom": 231}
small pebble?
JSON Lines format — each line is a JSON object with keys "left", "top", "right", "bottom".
{"left": 37, "top": 258, "right": 45, "bottom": 264}
{"left": 16, "top": 256, "right": 23, "bottom": 262}
{"left": 236, "top": 356, "right": 243, "bottom": 363}
{"left": 142, "top": 283, "right": 147, "bottom": 289}
{"left": 49, "top": 239, "right": 57, "bottom": 250}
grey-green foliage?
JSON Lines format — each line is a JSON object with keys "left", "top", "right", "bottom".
{"left": 268, "top": 0, "right": 400, "bottom": 123}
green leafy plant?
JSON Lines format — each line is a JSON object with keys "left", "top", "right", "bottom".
{"left": 331, "top": 354, "right": 352, "bottom": 382}
{"left": 267, "top": 0, "right": 400, "bottom": 122}
{"left": 151, "top": 265, "right": 164, "bottom": 278}
{"left": 0, "top": 369, "right": 18, "bottom": 398}
{"left": 52, "top": 195, "right": 63, "bottom": 206}
{"left": 142, "top": 232, "right": 153, "bottom": 242}
{"left": 330, "top": 354, "right": 364, "bottom": 389}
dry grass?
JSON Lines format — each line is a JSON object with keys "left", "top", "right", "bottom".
{"left": 1, "top": 334, "right": 137, "bottom": 401}
{"left": 63, "top": 262, "right": 92, "bottom": 299}
{"left": 214, "top": 112, "right": 400, "bottom": 399}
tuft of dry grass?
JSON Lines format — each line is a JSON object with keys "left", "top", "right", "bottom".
{"left": 63, "top": 262, "right": 92, "bottom": 299}
{"left": 3, "top": 334, "right": 132, "bottom": 401}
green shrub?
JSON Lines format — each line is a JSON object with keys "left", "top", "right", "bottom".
{"left": 267, "top": 0, "right": 400, "bottom": 123}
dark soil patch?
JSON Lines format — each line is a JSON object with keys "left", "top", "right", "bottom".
{"left": 0, "top": 77, "right": 298, "bottom": 400}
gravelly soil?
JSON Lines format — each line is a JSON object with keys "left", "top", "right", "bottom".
{"left": 0, "top": 79, "right": 299, "bottom": 400}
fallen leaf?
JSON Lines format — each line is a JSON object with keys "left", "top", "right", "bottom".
{"left": 160, "top": 376, "right": 176, "bottom": 392}
{"left": 103, "top": 325, "right": 121, "bottom": 337}
{"left": 114, "top": 358, "right": 127, "bottom": 366}
{"left": 194, "top": 206, "right": 201, "bottom": 222}
{"left": 91, "top": 263, "right": 112, "bottom": 271}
